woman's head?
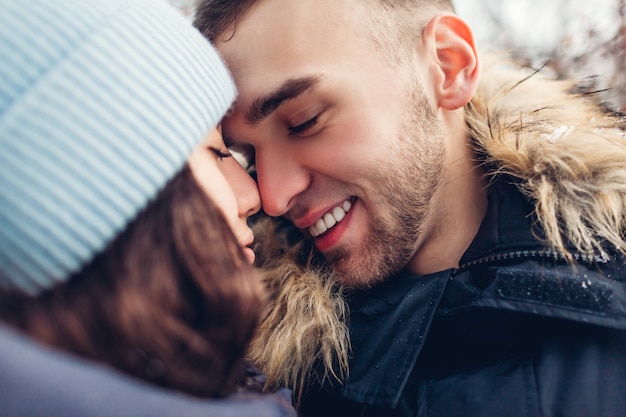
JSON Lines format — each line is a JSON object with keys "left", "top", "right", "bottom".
{"left": 0, "top": 0, "right": 265, "bottom": 397}
{"left": 1, "top": 166, "right": 264, "bottom": 396}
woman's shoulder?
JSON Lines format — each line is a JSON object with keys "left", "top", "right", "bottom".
{"left": 0, "top": 325, "right": 297, "bottom": 417}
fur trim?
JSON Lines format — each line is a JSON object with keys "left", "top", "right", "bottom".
{"left": 468, "top": 54, "right": 626, "bottom": 258}
{"left": 248, "top": 216, "right": 350, "bottom": 404}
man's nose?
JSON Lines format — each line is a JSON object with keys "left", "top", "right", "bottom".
{"left": 255, "top": 149, "right": 309, "bottom": 217}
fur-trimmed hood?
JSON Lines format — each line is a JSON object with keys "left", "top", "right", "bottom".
{"left": 468, "top": 54, "right": 626, "bottom": 258}
{"left": 248, "top": 53, "right": 626, "bottom": 401}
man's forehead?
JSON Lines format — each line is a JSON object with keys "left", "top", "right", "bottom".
{"left": 214, "top": 0, "right": 368, "bottom": 47}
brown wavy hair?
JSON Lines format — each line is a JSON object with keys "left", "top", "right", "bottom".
{"left": 0, "top": 165, "right": 266, "bottom": 398}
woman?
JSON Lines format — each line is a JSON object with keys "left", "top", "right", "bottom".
{"left": 0, "top": 0, "right": 294, "bottom": 415}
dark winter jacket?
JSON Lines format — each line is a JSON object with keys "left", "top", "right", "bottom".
{"left": 299, "top": 176, "right": 626, "bottom": 417}
{"left": 0, "top": 325, "right": 297, "bottom": 417}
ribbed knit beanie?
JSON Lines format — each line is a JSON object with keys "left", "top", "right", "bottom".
{"left": 0, "top": 0, "right": 236, "bottom": 294}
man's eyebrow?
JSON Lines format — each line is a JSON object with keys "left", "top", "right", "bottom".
{"left": 245, "top": 75, "right": 321, "bottom": 125}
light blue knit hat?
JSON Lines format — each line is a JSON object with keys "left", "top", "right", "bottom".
{"left": 0, "top": 0, "right": 236, "bottom": 294}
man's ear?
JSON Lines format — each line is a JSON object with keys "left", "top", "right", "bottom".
{"left": 423, "top": 14, "right": 479, "bottom": 110}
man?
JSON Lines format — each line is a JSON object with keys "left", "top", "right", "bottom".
{"left": 194, "top": 1, "right": 626, "bottom": 416}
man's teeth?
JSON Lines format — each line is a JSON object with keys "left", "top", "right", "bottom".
{"left": 309, "top": 200, "right": 352, "bottom": 237}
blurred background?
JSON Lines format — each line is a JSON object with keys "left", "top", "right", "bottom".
{"left": 169, "top": 0, "right": 626, "bottom": 112}
{"left": 456, "top": 0, "right": 625, "bottom": 112}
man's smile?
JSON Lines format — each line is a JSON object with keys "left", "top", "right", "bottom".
{"left": 308, "top": 199, "right": 353, "bottom": 237}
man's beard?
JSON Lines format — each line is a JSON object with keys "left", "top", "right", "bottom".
{"left": 325, "top": 80, "right": 446, "bottom": 289}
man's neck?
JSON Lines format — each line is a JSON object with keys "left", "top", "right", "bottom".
{"left": 406, "top": 116, "right": 487, "bottom": 276}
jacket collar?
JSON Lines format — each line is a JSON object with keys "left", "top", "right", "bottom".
{"left": 334, "top": 175, "right": 626, "bottom": 408}
{"left": 461, "top": 175, "right": 545, "bottom": 263}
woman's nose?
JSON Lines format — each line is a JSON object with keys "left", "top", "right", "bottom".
{"left": 221, "top": 157, "right": 261, "bottom": 220}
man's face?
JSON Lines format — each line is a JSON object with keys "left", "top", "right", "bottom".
{"left": 217, "top": 0, "right": 447, "bottom": 288}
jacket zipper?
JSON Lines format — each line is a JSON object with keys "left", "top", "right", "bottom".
{"left": 453, "top": 249, "right": 610, "bottom": 277}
